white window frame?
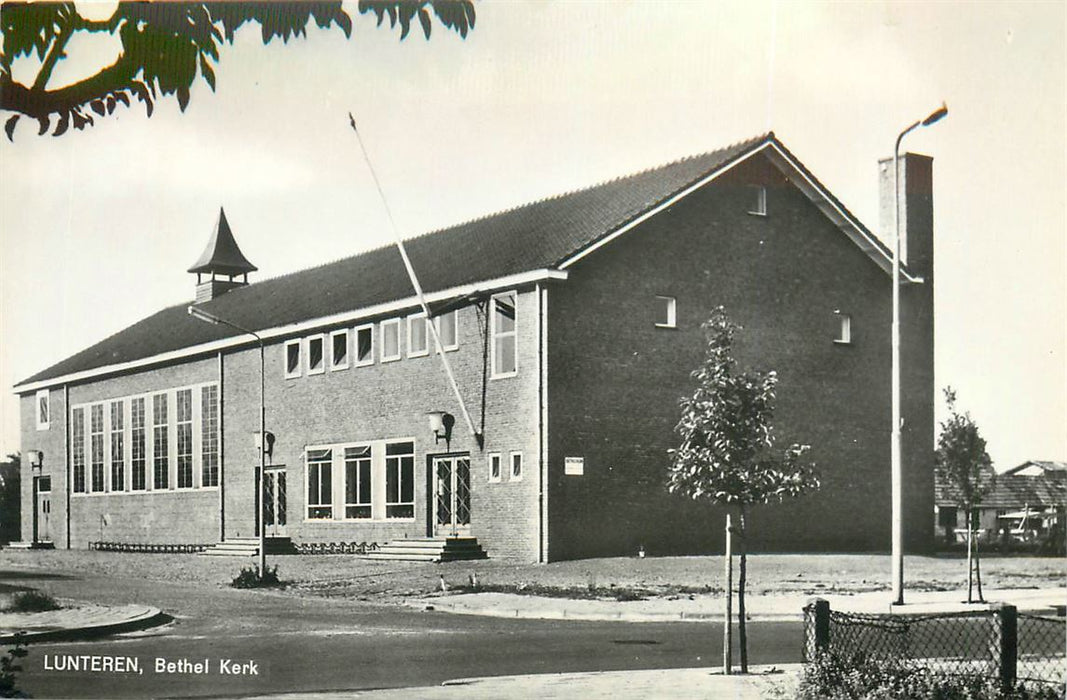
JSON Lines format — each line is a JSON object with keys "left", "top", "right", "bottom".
{"left": 834, "top": 311, "right": 852, "bottom": 345}
{"left": 407, "top": 312, "right": 429, "bottom": 358}
{"left": 435, "top": 311, "right": 459, "bottom": 351}
{"left": 284, "top": 339, "right": 302, "bottom": 379}
{"left": 306, "top": 334, "right": 326, "bottom": 375}
{"left": 384, "top": 440, "right": 415, "bottom": 520}
{"left": 488, "top": 453, "right": 502, "bottom": 483}
{"left": 380, "top": 318, "right": 402, "bottom": 363}
{"left": 655, "top": 295, "right": 677, "bottom": 329}
{"left": 329, "top": 329, "right": 350, "bottom": 371}
{"left": 509, "top": 451, "right": 523, "bottom": 482}
{"left": 174, "top": 388, "right": 195, "bottom": 490}
{"left": 35, "top": 389, "right": 50, "bottom": 430}
{"left": 305, "top": 448, "right": 335, "bottom": 520}
{"left": 353, "top": 323, "right": 375, "bottom": 367}
{"left": 490, "top": 291, "right": 518, "bottom": 379}
{"left": 342, "top": 444, "right": 373, "bottom": 520}
{"left": 748, "top": 185, "right": 767, "bottom": 216}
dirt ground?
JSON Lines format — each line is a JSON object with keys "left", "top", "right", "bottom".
{"left": 1, "top": 548, "right": 1062, "bottom": 604}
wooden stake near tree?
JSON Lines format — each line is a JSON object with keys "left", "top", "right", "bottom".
{"left": 935, "top": 387, "right": 995, "bottom": 604}
{"left": 667, "top": 307, "right": 819, "bottom": 674}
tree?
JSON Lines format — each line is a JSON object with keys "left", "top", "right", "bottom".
{"left": 935, "top": 387, "right": 994, "bottom": 603}
{"left": 1, "top": 1, "right": 475, "bottom": 139}
{"left": 667, "top": 307, "right": 818, "bottom": 674}
{"left": 0, "top": 453, "right": 20, "bottom": 545}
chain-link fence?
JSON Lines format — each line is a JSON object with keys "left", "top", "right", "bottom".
{"left": 804, "top": 599, "right": 1066, "bottom": 688}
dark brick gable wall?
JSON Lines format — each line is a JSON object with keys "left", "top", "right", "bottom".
{"left": 545, "top": 153, "right": 934, "bottom": 560}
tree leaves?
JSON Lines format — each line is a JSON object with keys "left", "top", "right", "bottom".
{"left": 935, "top": 386, "right": 994, "bottom": 508}
{"left": 2, "top": 1, "right": 476, "bottom": 137}
{"left": 666, "top": 307, "right": 819, "bottom": 508}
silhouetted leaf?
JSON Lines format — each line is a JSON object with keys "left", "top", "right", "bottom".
{"left": 37, "top": 116, "right": 49, "bottom": 134}
{"left": 4, "top": 115, "right": 18, "bottom": 142}
{"left": 53, "top": 111, "right": 69, "bottom": 136}
{"left": 418, "top": 9, "right": 431, "bottom": 39}
{"left": 201, "top": 57, "right": 216, "bottom": 90}
{"left": 106, "top": 95, "right": 116, "bottom": 114}
{"left": 90, "top": 99, "right": 105, "bottom": 116}
{"left": 177, "top": 86, "right": 190, "bottom": 111}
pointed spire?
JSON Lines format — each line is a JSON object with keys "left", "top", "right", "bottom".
{"left": 188, "top": 207, "right": 258, "bottom": 276}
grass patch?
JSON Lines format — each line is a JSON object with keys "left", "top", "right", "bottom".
{"left": 6, "top": 589, "right": 61, "bottom": 612}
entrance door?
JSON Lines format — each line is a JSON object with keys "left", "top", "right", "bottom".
{"left": 36, "top": 477, "right": 52, "bottom": 542}
{"left": 263, "top": 469, "right": 287, "bottom": 537}
{"left": 433, "top": 455, "right": 471, "bottom": 537}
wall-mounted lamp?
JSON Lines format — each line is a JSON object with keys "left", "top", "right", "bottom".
{"left": 254, "top": 431, "right": 276, "bottom": 461}
{"left": 427, "top": 411, "right": 455, "bottom": 448}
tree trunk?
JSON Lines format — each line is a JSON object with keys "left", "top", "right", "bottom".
{"left": 974, "top": 518, "right": 985, "bottom": 602}
{"left": 966, "top": 508, "right": 974, "bottom": 603}
{"left": 737, "top": 505, "right": 748, "bottom": 674}
{"left": 723, "top": 514, "right": 732, "bottom": 675}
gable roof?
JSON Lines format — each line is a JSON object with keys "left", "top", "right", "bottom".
{"left": 15, "top": 133, "right": 906, "bottom": 391}
{"left": 936, "top": 468, "right": 1067, "bottom": 510}
{"left": 1003, "top": 460, "right": 1067, "bottom": 476}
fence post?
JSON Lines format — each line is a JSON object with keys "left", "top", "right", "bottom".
{"left": 996, "top": 603, "right": 1017, "bottom": 693}
{"left": 805, "top": 597, "right": 830, "bottom": 660}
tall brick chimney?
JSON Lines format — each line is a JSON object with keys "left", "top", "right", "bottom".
{"left": 188, "top": 208, "right": 258, "bottom": 303}
{"left": 878, "top": 153, "right": 934, "bottom": 281}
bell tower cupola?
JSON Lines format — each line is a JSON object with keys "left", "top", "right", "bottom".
{"left": 188, "top": 207, "right": 258, "bottom": 303}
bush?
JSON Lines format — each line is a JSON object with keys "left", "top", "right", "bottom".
{"left": 798, "top": 651, "right": 1063, "bottom": 700}
{"left": 0, "top": 634, "right": 29, "bottom": 698}
{"left": 7, "top": 590, "right": 60, "bottom": 613}
{"left": 230, "top": 565, "right": 281, "bottom": 589}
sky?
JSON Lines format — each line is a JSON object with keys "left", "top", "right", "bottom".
{"left": 1, "top": 1, "right": 1064, "bottom": 470}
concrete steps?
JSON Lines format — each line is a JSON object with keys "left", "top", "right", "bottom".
{"left": 362, "top": 537, "right": 487, "bottom": 563}
{"left": 4, "top": 541, "right": 55, "bottom": 550}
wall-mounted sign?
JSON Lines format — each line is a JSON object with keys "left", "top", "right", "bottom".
{"left": 564, "top": 457, "right": 584, "bottom": 476}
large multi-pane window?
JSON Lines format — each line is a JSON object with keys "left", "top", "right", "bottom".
{"left": 344, "top": 446, "right": 372, "bottom": 519}
{"left": 491, "top": 292, "right": 518, "bottom": 377}
{"left": 90, "top": 404, "right": 105, "bottom": 492}
{"left": 152, "top": 394, "right": 169, "bottom": 490}
{"left": 385, "top": 441, "right": 415, "bottom": 519}
{"left": 201, "top": 386, "right": 218, "bottom": 487}
{"left": 176, "top": 389, "right": 193, "bottom": 488}
{"left": 131, "top": 397, "right": 146, "bottom": 490}
{"left": 72, "top": 407, "right": 86, "bottom": 493}
{"left": 110, "top": 401, "right": 124, "bottom": 491}
{"left": 306, "top": 449, "right": 333, "bottom": 519}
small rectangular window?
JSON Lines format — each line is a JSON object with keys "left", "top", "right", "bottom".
{"left": 284, "top": 339, "right": 302, "bottom": 378}
{"left": 381, "top": 319, "right": 401, "bottom": 362}
{"left": 407, "top": 313, "right": 429, "bottom": 358}
{"left": 306, "top": 448, "right": 333, "bottom": 519}
{"left": 436, "top": 311, "right": 458, "bottom": 351}
{"left": 330, "top": 330, "right": 349, "bottom": 370}
{"left": 307, "top": 334, "right": 325, "bottom": 375}
{"left": 488, "top": 453, "right": 502, "bottom": 483}
{"left": 510, "top": 452, "right": 523, "bottom": 482}
{"left": 748, "top": 185, "right": 767, "bottom": 216}
{"left": 655, "top": 295, "right": 677, "bottom": 329}
{"left": 491, "top": 292, "right": 518, "bottom": 378}
{"left": 834, "top": 311, "right": 852, "bottom": 344}
{"left": 35, "top": 389, "right": 49, "bottom": 430}
{"left": 354, "top": 324, "right": 374, "bottom": 366}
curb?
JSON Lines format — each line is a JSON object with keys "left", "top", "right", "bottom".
{"left": 416, "top": 599, "right": 802, "bottom": 623}
{"left": 0, "top": 606, "right": 170, "bottom": 644}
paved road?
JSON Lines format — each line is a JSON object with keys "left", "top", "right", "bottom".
{"left": 6, "top": 568, "right": 803, "bottom": 698}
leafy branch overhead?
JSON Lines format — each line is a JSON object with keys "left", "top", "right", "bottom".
{"left": 0, "top": 1, "right": 476, "bottom": 140}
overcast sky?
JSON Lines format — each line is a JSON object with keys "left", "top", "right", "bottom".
{"left": 1, "top": 1, "right": 1064, "bottom": 470}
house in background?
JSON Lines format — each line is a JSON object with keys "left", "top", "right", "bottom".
{"left": 934, "top": 461, "right": 1067, "bottom": 545}
{"left": 14, "top": 133, "right": 936, "bottom": 561}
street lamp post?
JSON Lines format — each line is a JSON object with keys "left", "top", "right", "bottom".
{"left": 891, "top": 103, "right": 947, "bottom": 606}
{"left": 188, "top": 305, "right": 267, "bottom": 580}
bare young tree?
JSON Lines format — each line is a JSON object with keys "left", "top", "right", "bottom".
{"left": 667, "top": 307, "right": 818, "bottom": 673}
{"left": 935, "top": 387, "right": 995, "bottom": 603}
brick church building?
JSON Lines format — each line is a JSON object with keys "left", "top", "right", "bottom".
{"left": 15, "top": 133, "right": 936, "bottom": 561}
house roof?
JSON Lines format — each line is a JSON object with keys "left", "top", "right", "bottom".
{"left": 15, "top": 133, "right": 904, "bottom": 391}
{"left": 936, "top": 468, "right": 1067, "bottom": 510}
{"left": 1003, "top": 460, "right": 1067, "bottom": 476}
{"left": 188, "top": 208, "right": 258, "bottom": 276}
